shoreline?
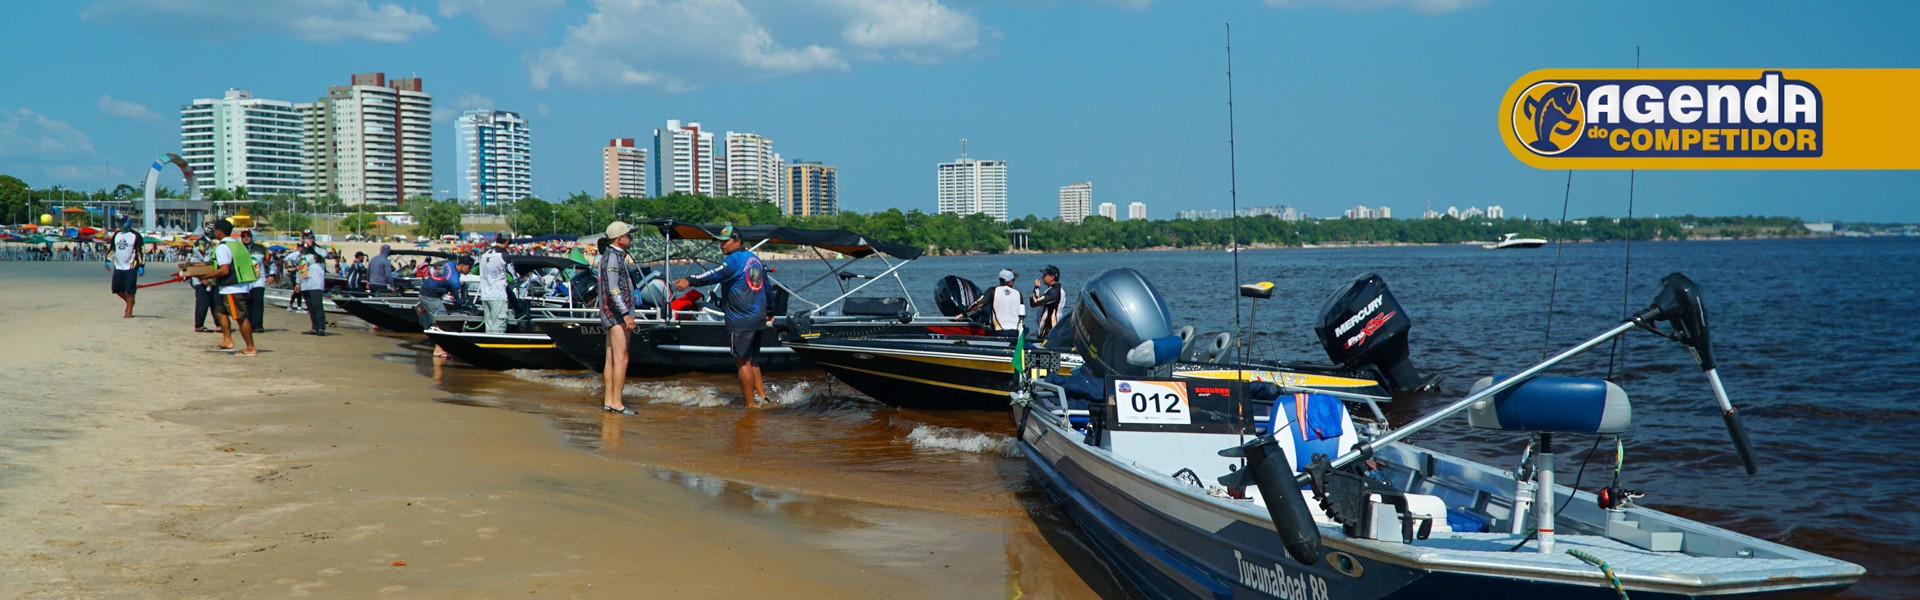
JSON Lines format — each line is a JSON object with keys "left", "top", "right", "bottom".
{"left": 0, "top": 262, "right": 951, "bottom": 597}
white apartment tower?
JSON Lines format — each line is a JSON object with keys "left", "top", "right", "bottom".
{"left": 725, "top": 131, "right": 782, "bottom": 204}
{"left": 179, "top": 89, "right": 307, "bottom": 196}
{"left": 301, "top": 73, "right": 432, "bottom": 205}
{"left": 1097, "top": 202, "right": 1117, "bottom": 220}
{"left": 1059, "top": 181, "right": 1092, "bottom": 223}
{"left": 455, "top": 109, "right": 532, "bottom": 206}
{"left": 653, "top": 120, "right": 715, "bottom": 196}
{"left": 1127, "top": 201, "right": 1147, "bottom": 220}
{"left": 936, "top": 151, "right": 1008, "bottom": 222}
{"left": 602, "top": 138, "right": 647, "bottom": 198}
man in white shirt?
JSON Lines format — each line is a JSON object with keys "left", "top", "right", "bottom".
{"left": 108, "top": 225, "right": 143, "bottom": 317}
{"left": 298, "top": 233, "right": 330, "bottom": 335}
{"left": 990, "top": 268, "right": 1024, "bottom": 337}
{"left": 202, "top": 220, "right": 257, "bottom": 355}
{"left": 478, "top": 236, "right": 511, "bottom": 334}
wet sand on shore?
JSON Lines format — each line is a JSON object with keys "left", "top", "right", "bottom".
{"left": 0, "top": 262, "right": 1070, "bottom": 598}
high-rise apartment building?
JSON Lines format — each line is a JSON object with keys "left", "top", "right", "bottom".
{"left": 653, "top": 120, "right": 715, "bottom": 197}
{"left": 454, "top": 109, "right": 531, "bottom": 206}
{"left": 936, "top": 156, "right": 1008, "bottom": 222}
{"left": 1097, "top": 202, "right": 1117, "bottom": 220}
{"left": 724, "top": 132, "right": 782, "bottom": 204}
{"left": 301, "top": 72, "right": 432, "bottom": 205}
{"left": 179, "top": 89, "right": 307, "bottom": 196}
{"left": 1487, "top": 205, "right": 1504, "bottom": 219}
{"left": 1059, "top": 181, "right": 1092, "bottom": 223}
{"left": 785, "top": 161, "right": 837, "bottom": 217}
{"left": 1127, "top": 201, "right": 1147, "bottom": 221}
{"left": 602, "top": 138, "right": 647, "bottom": 198}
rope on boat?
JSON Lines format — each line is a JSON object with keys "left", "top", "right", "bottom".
{"left": 1566, "top": 548, "right": 1630, "bottom": 600}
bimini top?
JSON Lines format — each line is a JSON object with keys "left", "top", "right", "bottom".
{"left": 503, "top": 254, "right": 588, "bottom": 271}
{"left": 645, "top": 219, "right": 923, "bottom": 260}
{"left": 388, "top": 249, "right": 456, "bottom": 260}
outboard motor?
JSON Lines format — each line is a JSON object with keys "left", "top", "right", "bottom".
{"left": 1314, "top": 273, "right": 1431, "bottom": 392}
{"left": 1048, "top": 268, "right": 1183, "bottom": 378}
{"left": 933, "top": 275, "right": 983, "bottom": 318}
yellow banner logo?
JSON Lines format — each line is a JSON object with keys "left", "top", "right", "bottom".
{"left": 1501, "top": 69, "right": 1920, "bottom": 169}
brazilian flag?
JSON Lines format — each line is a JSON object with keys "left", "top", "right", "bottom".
{"left": 1013, "top": 328, "right": 1026, "bottom": 383}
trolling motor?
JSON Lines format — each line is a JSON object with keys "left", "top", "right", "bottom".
{"left": 1633, "top": 273, "right": 1759, "bottom": 475}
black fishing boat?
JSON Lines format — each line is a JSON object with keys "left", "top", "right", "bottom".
{"left": 535, "top": 220, "right": 985, "bottom": 374}
{"left": 419, "top": 255, "right": 594, "bottom": 370}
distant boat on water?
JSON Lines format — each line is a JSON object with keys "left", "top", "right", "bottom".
{"left": 1483, "top": 232, "right": 1547, "bottom": 249}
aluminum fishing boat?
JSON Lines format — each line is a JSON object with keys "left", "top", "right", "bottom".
{"left": 1011, "top": 268, "right": 1862, "bottom": 599}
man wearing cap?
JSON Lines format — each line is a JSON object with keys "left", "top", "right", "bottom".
{"left": 674, "top": 225, "right": 771, "bottom": 408}
{"left": 479, "top": 235, "right": 511, "bottom": 334}
{"left": 298, "top": 232, "right": 330, "bottom": 335}
{"left": 597, "top": 221, "right": 638, "bottom": 415}
{"left": 989, "top": 268, "right": 1026, "bottom": 337}
{"left": 1030, "top": 265, "right": 1063, "bottom": 338}
{"left": 203, "top": 220, "right": 258, "bottom": 355}
{"left": 107, "top": 222, "right": 143, "bottom": 318}
{"left": 418, "top": 254, "right": 473, "bottom": 357}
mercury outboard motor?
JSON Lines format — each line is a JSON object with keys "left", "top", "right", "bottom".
{"left": 933, "top": 275, "right": 983, "bottom": 318}
{"left": 1047, "top": 268, "right": 1184, "bottom": 378}
{"left": 1313, "top": 273, "right": 1431, "bottom": 392}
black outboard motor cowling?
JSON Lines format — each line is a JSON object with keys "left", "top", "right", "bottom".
{"left": 1048, "top": 268, "right": 1184, "bottom": 379}
{"left": 934, "top": 275, "right": 983, "bottom": 318}
{"left": 1314, "top": 273, "right": 1430, "bottom": 392}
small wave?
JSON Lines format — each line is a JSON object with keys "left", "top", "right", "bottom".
{"left": 906, "top": 425, "right": 1014, "bottom": 456}
{"left": 764, "top": 381, "right": 816, "bottom": 408}
{"left": 506, "top": 369, "right": 602, "bottom": 391}
{"left": 640, "top": 384, "right": 732, "bottom": 408}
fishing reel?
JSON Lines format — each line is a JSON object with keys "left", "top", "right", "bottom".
{"left": 1596, "top": 485, "right": 1644, "bottom": 511}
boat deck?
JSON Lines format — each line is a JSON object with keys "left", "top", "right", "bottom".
{"left": 1412, "top": 532, "right": 1828, "bottom": 576}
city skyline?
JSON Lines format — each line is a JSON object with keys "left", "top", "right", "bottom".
{"left": 1, "top": 2, "right": 1914, "bottom": 222}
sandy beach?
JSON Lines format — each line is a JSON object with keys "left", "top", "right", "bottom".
{"left": 0, "top": 261, "right": 1102, "bottom": 598}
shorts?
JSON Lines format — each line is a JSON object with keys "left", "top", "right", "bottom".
{"left": 728, "top": 329, "right": 764, "bottom": 361}
{"left": 418, "top": 297, "right": 445, "bottom": 329}
{"left": 111, "top": 269, "right": 138, "bottom": 295}
{"left": 214, "top": 292, "right": 250, "bottom": 324}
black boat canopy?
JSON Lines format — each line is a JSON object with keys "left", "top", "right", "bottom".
{"left": 388, "top": 249, "right": 455, "bottom": 260}
{"left": 504, "top": 254, "right": 587, "bottom": 271}
{"left": 645, "top": 219, "right": 923, "bottom": 260}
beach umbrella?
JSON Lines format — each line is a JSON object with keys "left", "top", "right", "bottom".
{"left": 143, "top": 236, "right": 164, "bottom": 244}
{"left": 567, "top": 247, "right": 589, "bottom": 265}
{"left": 26, "top": 234, "right": 49, "bottom": 244}
{"left": 61, "top": 207, "right": 86, "bottom": 213}
{"left": 268, "top": 245, "right": 290, "bottom": 251}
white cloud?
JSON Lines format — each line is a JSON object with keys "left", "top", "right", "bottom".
{"left": 1263, "top": 0, "right": 1484, "bottom": 15}
{"left": 439, "top": 0, "right": 566, "bottom": 36}
{"left": 82, "top": 0, "right": 438, "bottom": 43}
{"left": 98, "top": 95, "right": 161, "bottom": 123}
{"left": 528, "top": 0, "right": 981, "bottom": 93}
{"left": 0, "top": 109, "right": 123, "bottom": 184}
{"left": 0, "top": 109, "right": 96, "bottom": 158}
{"left": 432, "top": 93, "right": 497, "bottom": 121}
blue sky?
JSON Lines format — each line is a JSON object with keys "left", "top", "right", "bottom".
{"left": 0, "top": 0, "right": 1913, "bottom": 222}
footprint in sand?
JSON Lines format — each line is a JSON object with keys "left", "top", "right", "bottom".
{"left": 475, "top": 526, "right": 498, "bottom": 539}
{"left": 460, "top": 509, "right": 488, "bottom": 518}
{"left": 290, "top": 580, "right": 325, "bottom": 597}
{"left": 318, "top": 567, "right": 342, "bottom": 577}
{"left": 422, "top": 539, "right": 444, "bottom": 546}
{"left": 464, "top": 556, "right": 485, "bottom": 562}
{"left": 379, "top": 585, "right": 408, "bottom": 594}
{"left": 345, "top": 524, "right": 384, "bottom": 542}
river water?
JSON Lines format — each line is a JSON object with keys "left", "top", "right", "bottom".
{"left": 405, "top": 236, "right": 1919, "bottom": 598}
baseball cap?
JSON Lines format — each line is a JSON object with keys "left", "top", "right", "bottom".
{"left": 605, "top": 220, "right": 633, "bottom": 239}
{"left": 721, "top": 224, "right": 741, "bottom": 240}
{"left": 301, "top": 228, "right": 315, "bottom": 238}
{"left": 1042, "top": 265, "right": 1060, "bottom": 277}
{"left": 239, "top": 228, "right": 254, "bottom": 238}
{"left": 999, "top": 268, "right": 1016, "bottom": 282}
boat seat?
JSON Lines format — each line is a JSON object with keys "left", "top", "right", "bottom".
{"left": 842, "top": 296, "right": 911, "bottom": 317}
{"left": 1180, "top": 331, "right": 1235, "bottom": 364}
{"left": 1467, "top": 376, "right": 1631, "bottom": 434}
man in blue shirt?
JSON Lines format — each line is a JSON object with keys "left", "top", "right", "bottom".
{"left": 419, "top": 255, "right": 472, "bottom": 357}
{"left": 674, "top": 226, "right": 770, "bottom": 408}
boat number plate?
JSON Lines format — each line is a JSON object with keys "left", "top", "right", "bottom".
{"left": 1114, "top": 380, "right": 1190, "bottom": 425}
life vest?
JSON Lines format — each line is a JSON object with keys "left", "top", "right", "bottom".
{"left": 223, "top": 239, "right": 258, "bottom": 285}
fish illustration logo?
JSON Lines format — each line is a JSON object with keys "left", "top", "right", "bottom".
{"left": 1513, "top": 82, "right": 1585, "bottom": 155}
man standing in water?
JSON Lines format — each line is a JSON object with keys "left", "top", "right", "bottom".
{"left": 598, "top": 221, "right": 638, "bottom": 415}
{"left": 108, "top": 222, "right": 143, "bottom": 318}
{"left": 675, "top": 226, "right": 771, "bottom": 408}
